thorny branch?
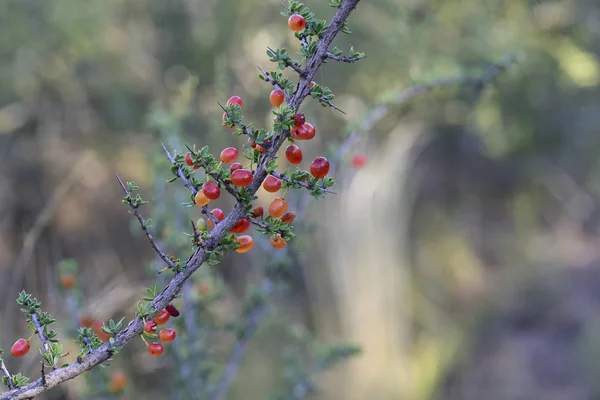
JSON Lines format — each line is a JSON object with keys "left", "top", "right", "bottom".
{"left": 30, "top": 314, "right": 51, "bottom": 362}
{"left": 270, "top": 170, "right": 336, "bottom": 194}
{"left": 326, "top": 52, "right": 364, "bottom": 63}
{"left": 0, "top": 1, "right": 361, "bottom": 398}
{"left": 115, "top": 174, "right": 178, "bottom": 270}
{"left": 0, "top": 360, "right": 14, "bottom": 390}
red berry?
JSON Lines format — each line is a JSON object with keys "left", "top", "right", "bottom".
{"left": 235, "top": 235, "right": 254, "bottom": 253}
{"left": 231, "top": 169, "right": 253, "bottom": 187}
{"left": 158, "top": 328, "right": 177, "bottom": 343}
{"left": 11, "top": 338, "right": 30, "bottom": 357}
{"left": 226, "top": 95, "right": 243, "bottom": 108}
{"left": 351, "top": 153, "right": 367, "bottom": 168}
{"left": 222, "top": 112, "right": 234, "bottom": 129}
{"left": 270, "top": 234, "right": 287, "bottom": 249}
{"left": 207, "top": 208, "right": 225, "bottom": 228}
{"left": 281, "top": 211, "right": 296, "bottom": 224}
{"left": 144, "top": 320, "right": 158, "bottom": 334}
{"left": 310, "top": 157, "right": 330, "bottom": 179}
{"left": 61, "top": 274, "right": 75, "bottom": 289}
{"left": 166, "top": 304, "right": 180, "bottom": 317}
{"left": 147, "top": 342, "right": 164, "bottom": 356}
{"left": 220, "top": 147, "right": 239, "bottom": 164}
{"left": 153, "top": 309, "right": 170, "bottom": 326}
{"left": 194, "top": 191, "right": 211, "bottom": 206}
{"left": 270, "top": 89, "right": 285, "bottom": 107}
{"left": 310, "top": 81, "right": 316, "bottom": 89}
{"left": 293, "top": 113, "right": 305, "bottom": 126}
{"left": 255, "top": 144, "right": 265, "bottom": 154}
{"left": 302, "top": 123, "right": 315, "bottom": 140}
{"left": 288, "top": 14, "right": 306, "bottom": 32}
{"left": 230, "top": 162, "right": 243, "bottom": 173}
{"left": 109, "top": 371, "right": 127, "bottom": 394}
{"left": 230, "top": 218, "right": 250, "bottom": 234}
{"left": 185, "top": 152, "right": 194, "bottom": 166}
{"left": 252, "top": 206, "right": 264, "bottom": 218}
{"left": 263, "top": 176, "right": 282, "bottom": 192}
{"left": 248, "top": 137, "right": 257, "bottom": 148}
{"left": 269, "top": 197, "right": 287, "bottom": 218}
{"left": 202, "top": 181, "right": 221, "bottom": 200}
{"left": 291, "top": 124, "right": 308, "bottom": 140}
{"left": 285, "top": 144, "right": 303, "bottom": 164}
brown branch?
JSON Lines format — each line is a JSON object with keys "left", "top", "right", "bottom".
{"left": 0, "top": 2, "right": 361, "bottom": 398}
{"left": 115, "top": 174, "right": 178, "bottom": 270}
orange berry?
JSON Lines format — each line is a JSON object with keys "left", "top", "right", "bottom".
{"left": 159, "top": 328, "right": 177, "bottom": 343}
{"left": 153, "top": 309, "right": 170, "bottom": 326}
{"left": 251, "top": 206, "right": 264, "bottom": 218}
{"left": 281, "top": 211, "right": 296, "bottom": 224}
{"left": 109, "top": 371, "right": 127, "bottom": 394}
{"left": 255, "top": 144, "right": 265, "bottom": 154}
{"left": 270, "top": 234, "right": 287, "bottom": 249}
{"left": 288, "top": 14, "right": 306, "bottom": 32}
{"left": 220, "top": 147, "right": 239, "bottom": 164}
{"left": 235, "top": 235, "right": 254, "bottom": 253}
{"left": 11, "top": 338, "right": 30, "bottom": 357}
{"left": 194, "top": 191, "right": 211, "bottom": 206}
{"left": 270, "top": 89, "right": 285, "bottom": 107}
{"left": 147, "top": 342, "right": 164, "bottom": 356}
{"left": 269, "top": 197, "right": 287, "bottom": 218}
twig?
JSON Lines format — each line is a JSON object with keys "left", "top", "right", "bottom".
{"left": 115, "top": 174, "right": 178, "bottom": 270}
{"left": 30, "top": 312, "right": 56, "bottom": 372}
{"left": 325, "top": 52, "right": 364, "bottom": 63}
{"left": 0, "top": 2, "right": 361, "bottom": 398}
{"left": 1, "top": 359, "right": 14, "bottom": 390}
{"left": 267, "top": 46, "right": 305, "bottom": 75}
{"left": 257, "top": 66, "right": 292, "bottom": 104}
{"left": 270, "top": 171, "right": 337, "bottom": 194}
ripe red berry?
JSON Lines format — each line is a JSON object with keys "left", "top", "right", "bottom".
{"left": 11, "top": 338, "right": 30, "bottom": 357}
{"left": 269, "top": 197, "right": 287, "bottom": 218}
{"left": 231, "top": 169, "right": 253, "bottom": 187}
{"left": 293, "top": 113, "right": 305, "bottom": 126}
{"left": 166, "top": 304, "right": 180, "bottom": 317}
{"left": 109, "top": 371, "right": 127, "bottom": 393}
{"left": 352, "top": 153, "right": 367, "bottom": 168}
{"left": 291, "top": 124, "right": 308, "bottom": 140}
{"left": 263, "top": 176, "right": 282, "bottom": 192}
{"left": 230, "top": 162, "right": 243, "bottom": 173}
{"left": 310, "top": 157, "right": 330, "bottom": 179}
{"left": 255, "top": 144, "right": 265, "bottom": 154}
{"left": 202, "top": 181, "right": 221, "bottom": 200}
{"left": 281, "top": 211, "right": 296, "bottom": 224}
{"left": 153, "top": 309, "right": 170, "bottom": 326}
{"left": 158, "top": 328, "right": 177, "bottom": 343}
{"left": 61, "top": 274, "right": 75, "bottom": 289}
{"left": 80, "top": 315, "right": 94, "bottom": 328}
{"left": 220, "top": 147, "right": 239, "bottom": 164}
{"left": 288, "top": 14, "right": 306, "bottom": 32}
{"left": 302, "top": 123, "right": 315, "bottom": 140}
{"left": 222, "top": 112, "right": 234, "bottom": 129}
{"left": 207, "top": 208, "right": 225, "bottom": 228}
{"left": 252, "top": 206, "right": 264, "bottom": 218}
{"left": 310, "top": 81, "right": 316, "bottom": 89}
{"left": 194, "top": 191, "right": 211, "bottom": 206}
{"left": 144, "top": 320, "right": 158, "bottom": 334}
{"left": 230, "top": 218, "right": 250, "bottom": 234}
{"left": 235, "top": 235, "right": 254, "bottom": 253}
{"left": 248, "top": 137, "right": 257, "bottom": 148}
{"left": 147, "top": 342, "right": 164, "bottom": 356}
{"left": 270, "top": 234, "right": 287, "bottom": 249}
{"left": 226, "top": 95, "right": 243, "bottom": 108}
{"left": 285, "top": 144, "right": 303, "bottom": 164}
{"left": 185, "top": 152, "right": 194, "bottom": 166}
{"left": 270, "top": 89, "right": 285, "bottom": 107}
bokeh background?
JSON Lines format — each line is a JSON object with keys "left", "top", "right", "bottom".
{"left": 2, "top": 0, "right": 600, "bottom": 399}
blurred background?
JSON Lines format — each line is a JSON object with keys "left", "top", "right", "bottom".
{"left": 2, "top": 0, "right": 600, "bottom": 399}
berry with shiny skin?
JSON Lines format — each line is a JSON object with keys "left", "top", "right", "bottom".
{"left": 269, "top": 197, "right": 287, "bottom": 218}
{"left": 153, "top": 309, "right": 170, "bottom": 326}
{"left": 159, "top": 328, "right": 177, "bottom": 343}
{"left": 293, "top": 113, "right": 305, "bottom": 126}
{"left": 144, "top": 320, "right": 158, "bottom": 334}
{"left": 310, "top": 157, "right": 330, "bottom": 179}
{"left": 220, "top": 147, "right": 239, "bottom": 164}
{"left": 270, "top": 89, "right": 285, "bottom": 107}
{"left": 251, "top": 206, "right": 264, "bottom": 218}
{"left": 263, "top": 176, "right": 282, "bottom": 192}
{"left": 302, "top": 123, "right": 315, "bottom": 140}
{"left": 270, "top": 234, "right": 287, "bottom": 249}
{"left": 235, "top": 235, "right": 255, "bottom": 253}
{"left": 194, "top": 191, "right": 211, "bottom": 206}
{"left": 11, "top": 338, "right": 30, "bottom": 357}
{"left": 230, "top": 218, "right": 250, "bottom": 234}
{"left": 285, "top": 144, "right": 303, "bottom": 164}
{"left": 230, "top": 162, "right": 243, "bottom": 173}
{"left": 226, "top": 95, "right": 243, "bottom": 107}
{"left": 185, "top": 152, "right": 194, "bottom": 166}
{"left": 288, "top": 14, "right": 306, "bottom": 32}
{"left": 147, "top": 342, "right": 164, "bottom": 356}
{"left": 166, "top": 304, "right": 180, "bottom": 317}
{"left": 231, "top": 169, "right": 253, "bottom": 187}
{"left": 202, "top": 181, "right": 221, "bottom": 200}
{"left": 207, "top": 208, "right": 225, "bottom": 228}
{"left": 291, "top": 124, "right": 308, "bottom": 140}
{"left": 281, "top": 211, "right": 296, "bottom": 224}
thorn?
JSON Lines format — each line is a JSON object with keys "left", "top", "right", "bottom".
{"left": 217, "top": 101, "right": 227, "bottom": 112}
{"left": 114, "top": 174, "right": 128, "bottom": 193}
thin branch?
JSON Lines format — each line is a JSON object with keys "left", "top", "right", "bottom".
{"left": 30, "top": 312, "right": 55, "bottom": 372}
{"left": 325, "top": 52, "right": 364, "bottom": 63}
{"left": 270, "top": 171, "right": 337, "bottom": 194}
{"left": 1, "top": 359, "right": 14, "bottom": 390}
{"left": 257, "top": 66, "right": 292, "bottom": 104}
{"left": 115, "top": 174, "right": 178, "bottom": 270}
{"left": 267, "top": 46, "right": 305, "bottom": 75}
{"left": 317, "top": 98, "right": 346, "bottom": 114}
{"left": 0, "top": 2, "right": 361, "bottom": 398}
